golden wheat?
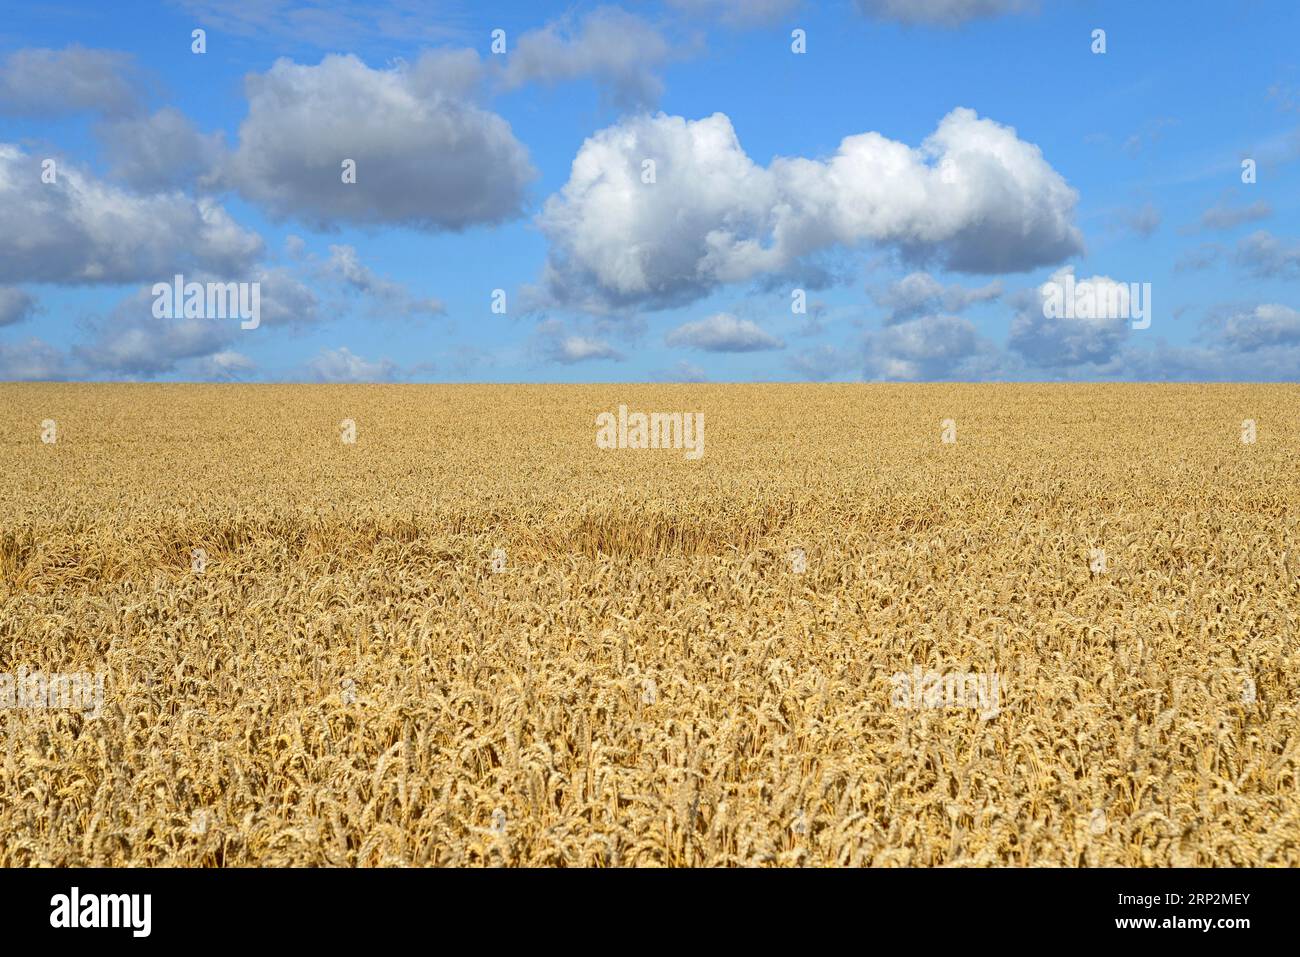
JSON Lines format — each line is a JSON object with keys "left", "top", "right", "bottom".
{"left": 0, "top": 383, "right": 1297, "bottom": 866}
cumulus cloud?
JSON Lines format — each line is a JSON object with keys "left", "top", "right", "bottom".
{"left": 666, "top": 313, "right": 785, "bottom": 352}
{"left": 1221, "top": 303, "right": 1300, "bottom": 351}
{"left": 1008, "top": 267, "right": 1133, "bottom": 368}
{"left": 0, "top": 144, "right": 263, "bottom": 284}
{"left": 863, "top": 313, "right": 992, "bottom": 379}
{"left": 0, "top": 288, "right": 38, "bottom": 326}
{"left": 532, "top": 318, "right": 624, "bottom": 364}
{"left": 502, "top": 7, "right": 675, "bottom": 109}
{"left": 194, "top": 350, "right": 256, "bottom": 380}
{"left": 1235, "top": 230, "right": 1300, "bottom": 279}
{"left": 0, "top": 46, "right": 143, "bottom": 117}
{"left": 538, "top": 108, "right": 1081, "bottom": 313}
{"left": 252, "top": 266, "right": 323, "bottom": 327}
{"left": 306, "top": 346, "right": 398, "bottom": 382}
{"left": 870, "top": 271, "right": 1001, "bottom": 323}
{"left": 326, "top": 245, "right": 444, "bottom": 317}
{"left": 0, "top": 338, "right": 68, "bottom": 380}
{"left": 96, "top": 108, "right": 225, "bottom": 191}
{"left": 222, "top": 53, "right": 535, "bottom": 231}
{"left": 71, "top": 287, "right": 239, "bottom": 377}
{"left": 854, "top": 0, "right": 1038, "bottom": 27}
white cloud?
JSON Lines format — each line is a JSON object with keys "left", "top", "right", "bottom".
{"left": 326, "top": 245, "right": 444, "bottom": 317}
{"left": 1235, "top": 230, "right": 1300, "bottom": 280}
{"left": 532, "top": 319, "right": 624, "bottom": 364}
{"left": 194, "top": 350, "right": 256, "bottom": 380}
{"left": 539, "top": 108, "right": 1081, "bottom": 313}
{"left": 96, "top": 108, "right": 225, "bottom": 190}
{"left": 253, "top": 266, "right": 323, "bottom": 327}
{"left": 0, "top": 144, "right": 263, "bottom": 284}
{"left": 871, "top": 271, "right": 1001, "bottom": 323}
{"left": 72, "top": 288, "right": 235, "bottom": 377}
{"left": 223, "top": 53, "right": 535, "bottom": 231}
{"left": 0, "top": 338, "right": 68, "bottom": 380}
{"left": 863, "top": 313, "right": 993, "bottom": 380}
{"left": 1221, "top": 304, "right": 1300, "bottom": 351}
{"left": 306, "top": 346, "right": 398, "bottom": 382}
{"left": 666, "top": 313, "right": 785, "bottom": 352}
{"left": 1008, "top": 267, "right": 1132, "bottom": 368}
{"left": 502, "top": 7, "right": 675, "bottom": 109}
{"left": 0, "top": 46, "right": 143, "bottom": 116}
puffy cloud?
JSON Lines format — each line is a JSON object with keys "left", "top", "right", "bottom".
{"left": 1235, "top": 230, "right": 1300, "bottom": 280}
{"left": 1199, "top": 199, "right": 1271, "bottom": 231}
{"left": 531, "top": 319, "right": 624, "bottom": 364}
{"left": 0, "top": 46, "right": 143, "bottom": 117}
{"left": 326, "top": 245, "right": 444, "bottom": 317}
{"left": 854, "top": 0, "right": 1038, "bottom": 27}
{"left": 253, "top": 266, "right": 323, "bottom": 327}
{"left": 96, "top": 108, "right": 225, "bottom": 191}
{"left": 0, "top": 144, "right": 263, "bottom": 284}
{"left": 71, "top": 288, "right": 236, "bottom": 377}
{"left": 222, "top": 54, "right": 535, "bottom": 231}
{"left": 0, "top": 287, "right": 38, "bottom": 326}
{"left": 666, "top": 313, "right": 784, "bottom": 352}
{"left": 67, "top": 269, "right": 318, "bottom": 375}
{"left": 1008, "top": 267, "right": 1133, "bottom": 368}
{"left": 194, "top": 351, "right": 256, "bottom": 380}
{"left": 871, "top": 271, "right": 1001, "bottom": 324}
{"left": 502, "top": 8, "right": 675, "bottom": 109}
{"left": 0, "top": 338, "right": 69, "bottom": 380}
{"left": 1221, "top": 304, "right": 1300, "bottom": 351}
{"left": 1095, "top": 328, "right": 1300, "bottom": 382}
{"left": 306, "top": 346, "right": 398, "bottom": 382}
{"left": 551, "top": 336, "right": 624, "bottom": 363}
{"left": 539, "top": 108, "right": 1081, "bottom": 313}
{"left": 863, "top": 313, "right": 992, "bottom": 379}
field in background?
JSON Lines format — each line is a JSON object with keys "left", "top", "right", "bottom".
{"left": 0, "top": 383, "right": 1297, "bottom": 866}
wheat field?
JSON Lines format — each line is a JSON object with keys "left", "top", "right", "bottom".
{"left": 0, "top": 383, "right": 1297, "bottom": 866}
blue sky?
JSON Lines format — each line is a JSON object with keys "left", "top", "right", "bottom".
{"left": 1, "top": 0, "right": 1298, "bottom": 382}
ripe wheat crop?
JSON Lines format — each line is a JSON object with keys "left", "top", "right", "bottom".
{"left": 0, "top": 382, "right": 1297, "bottom": 866}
